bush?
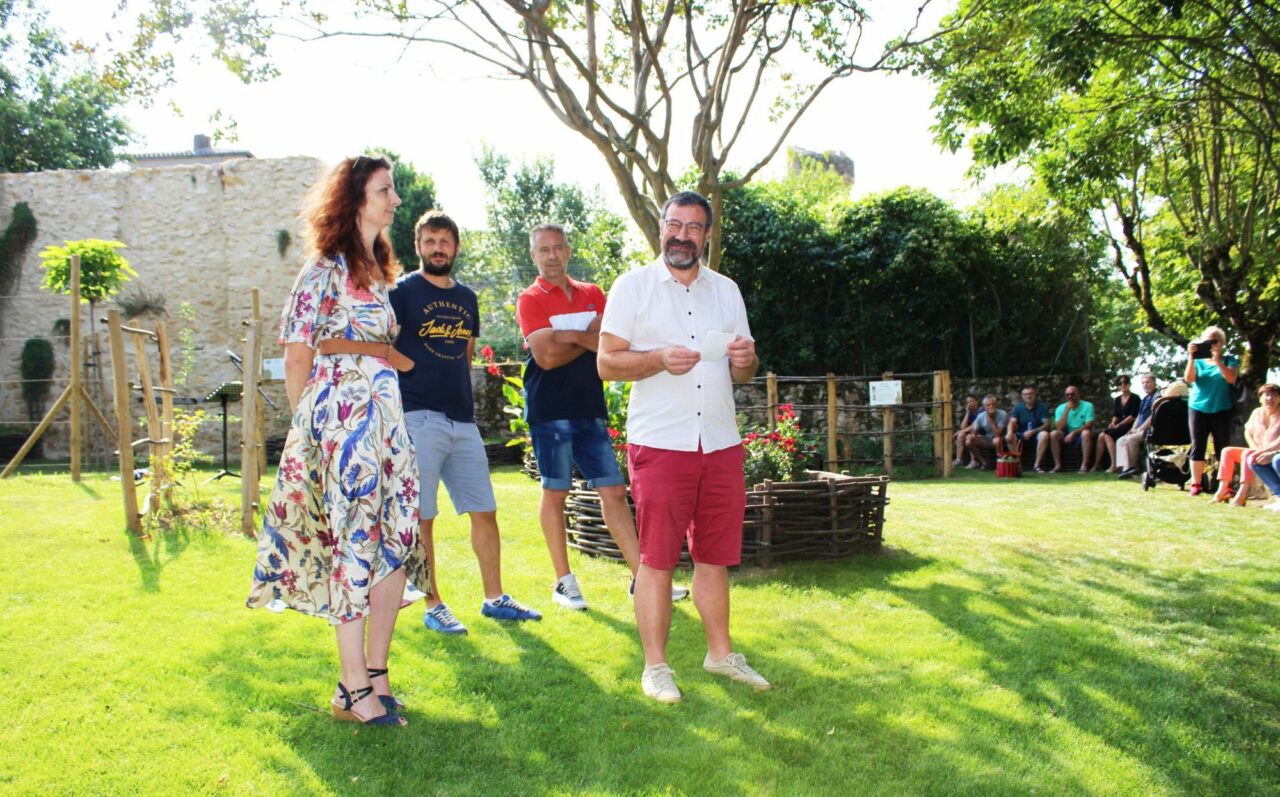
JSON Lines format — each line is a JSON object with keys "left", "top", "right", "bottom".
{"left": 19, "top": 337, "right": 54, "bottom": 421}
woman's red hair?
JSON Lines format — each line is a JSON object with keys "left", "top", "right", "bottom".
{"left": 301, "top": 155, "right": 402, "bottom": 288}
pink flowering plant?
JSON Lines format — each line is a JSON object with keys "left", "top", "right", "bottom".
{"left": 742, "top": 403, "right": 819, "bottom": 486}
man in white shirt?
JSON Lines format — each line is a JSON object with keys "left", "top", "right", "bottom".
{"left": 598, "top": 190, "right": 770, "bottom": 703}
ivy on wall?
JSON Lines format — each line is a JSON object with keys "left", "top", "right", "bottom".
{"left": 0, "top": 203, "right": 38, "bottom": 326}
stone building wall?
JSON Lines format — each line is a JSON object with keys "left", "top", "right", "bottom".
{"left": 0, "top": 157, "right": 324, "bottom": 459}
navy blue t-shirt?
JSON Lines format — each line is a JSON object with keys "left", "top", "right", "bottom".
{"left": 389, "top": 272, "right": 479, "bottom": 423}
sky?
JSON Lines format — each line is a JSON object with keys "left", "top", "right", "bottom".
{"left": 48, "top": 1, "right": 1008, "bottom": 232}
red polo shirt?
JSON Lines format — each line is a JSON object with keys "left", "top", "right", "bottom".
{"left": 515, "top": 275, "right": 608, "bottom": 423}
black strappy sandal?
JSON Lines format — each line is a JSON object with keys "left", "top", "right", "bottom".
{"left": 367, "top": 667, "right": 405, "bottom": 712}
{"left": 331, "top": 682, "right": 405, "bottom": 726}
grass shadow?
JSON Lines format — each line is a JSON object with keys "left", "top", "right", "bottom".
{"left": 886, "top": 550, "right": 1280, "bottom": 794}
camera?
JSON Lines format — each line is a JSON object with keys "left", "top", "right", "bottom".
{"left": 1191, "top": 339, "right": 1217, "bottom": 359}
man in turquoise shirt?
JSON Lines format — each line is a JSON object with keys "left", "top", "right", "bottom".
{"left": 1049, "top": 385, "right": 1095, "bottom": 473}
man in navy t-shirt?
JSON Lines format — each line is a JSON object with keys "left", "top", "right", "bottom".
{"left": 391, "top": 210, "right": 540, "bottom": 634}
{"left": 515, "top": 223, "right": 688, "bottom": 612}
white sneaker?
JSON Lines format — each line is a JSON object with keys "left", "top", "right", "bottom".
{"left": 1264, "top": 501, "right": 1280, "bottom": 512}
{"left": 704, "top": 652, "right": 771, "bottom": 690}
{"left": 641, "top": 663, "right": 682, "bottom": 703}
{"left": 552, "top": 574, "right": 589, "bottom": 611}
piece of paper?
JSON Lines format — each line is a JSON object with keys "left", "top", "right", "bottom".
{"left": 549, "top": 311, "right": 596, "bottom": 331}
{"left": 701, "top": 330, "right": 735, "bottom": 361}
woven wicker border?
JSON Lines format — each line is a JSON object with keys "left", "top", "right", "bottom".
{"left": 565, "top": 469, "right": 889, "bottom": 566}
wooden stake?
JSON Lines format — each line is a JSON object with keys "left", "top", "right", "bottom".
{"left": 826, "top": 372, "right": 838, "bottom": 470}
{"left": 155, "top": 321, "right": 176, "bottom": 507}
{"left": 107, "top": 310, "right": 142, "bottom": 535}
{"left": 882, "top": 371, "right": 895, "bottom": 477}
{"left": 131, "top": 331, "right": 163, "bottom": 515}
{"left": 933, "top": 371, "right": 944, "bottom": 477}
{"left": 766, "top": 371, "right": 778, "bottom": 432}
{"left": 240, "top": 320, "right": 263, "bottom": 536}
{"left": 0, "top": 385, "right": 72, "bottom": 478}
{"left": 942, "top": 370, "right": 954, "bottom": 478}
{"left": 251, "top": 289, "right": 267, "bottom": 478}
{"left": 69, "top": 255, "right": 82, "bottom": 481}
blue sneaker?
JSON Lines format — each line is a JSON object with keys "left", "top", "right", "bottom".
{"left": 480, "top": 594, "right": 542, "bottom": 622}
{"left": 423, "top": 603, "right": 468, "bottom": 635}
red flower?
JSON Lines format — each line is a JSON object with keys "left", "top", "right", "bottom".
{"left": 481, "top": 344, "right": 495, "bottom": 361}
{"left": 487, "top": 364, "right": 501, "bottom": 377}
{"left": 607, "top": 427, "right": 621, "bottom": 439}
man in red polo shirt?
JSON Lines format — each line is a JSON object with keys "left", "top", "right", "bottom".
{"left": 516, "top": 223, "right": 689, "bottom": 612}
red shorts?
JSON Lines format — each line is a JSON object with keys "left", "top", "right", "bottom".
{"left": 627, "top": 443, "right": 747, "bottom": 570}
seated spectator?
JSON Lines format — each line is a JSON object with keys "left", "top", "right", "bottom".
{"left": 964, "top": 394, "right": 1008, "bottom": 469}
{"left": 1005, "top": 386, "right": 1050, "bottom": 471}
{"left": 1093, "top": 374, "right": 1142, "bottom": 473}
{"left": 952, "top": 394, "right": 980, "bottom": 467}
{"left": 1049, "top": 385, "right": 1095, "bottom": 473}
{"left": 1116, "top": 372, "right": 1159, "bottom": 479}
{"left": 1214, "top": 383, "right": 1280, "bottom": 506}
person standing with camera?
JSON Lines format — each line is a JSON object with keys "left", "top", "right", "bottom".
{"left": 1184, "top": 325, "right": 1240, "bottom": 496}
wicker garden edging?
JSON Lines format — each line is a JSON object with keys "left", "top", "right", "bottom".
{"left": 564, "top": 470, "right": 889, "bottom": 567}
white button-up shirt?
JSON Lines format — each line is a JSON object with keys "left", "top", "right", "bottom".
{"left": 600, "top": 257, "right": 753, "bottom": 453}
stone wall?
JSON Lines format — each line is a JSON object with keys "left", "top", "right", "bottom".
{"left": 0, "top": 157, "right": 324, "bottom": 458}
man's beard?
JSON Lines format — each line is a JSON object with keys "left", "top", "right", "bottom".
{"left": 420, "top": 254, "right": 455, "bottom": 276}
{"left": 663, "top": 239, "right": 700, "bottom": 270}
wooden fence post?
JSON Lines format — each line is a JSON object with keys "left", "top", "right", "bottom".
{"left": 154, "top": 321, "right": 176, "bottom": 506}
{"left": 826, "top": 372, "right": 838, "bottom": 470}
{"left": 932, "top": 371, "right": 944, "bottom": 477}
{"left": 941, "top": 369, "right": 954, "bottom": 478}
{"left": 251, "top": 289, "right": 267, "bottom": 478}
{"left": 69, "top": 255, "right": 82, "bottom": 481}
{"left": 107, "top": 310, "right": 143, "bottom": 535}
{"left": 882, "top": 371, "right": 894, "bottom": 477}
{"left": 766, "top": 371, "right": 778, "bottom": 432}
{"left": 240, "top": 320, "right": 263, "bottom": 536}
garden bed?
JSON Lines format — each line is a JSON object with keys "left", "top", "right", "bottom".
{"left": 564, "top": 469, "right": 889, "bottom": 566}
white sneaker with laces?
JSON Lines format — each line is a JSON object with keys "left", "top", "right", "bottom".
{"left": 552, "top": 574, "right": 589, "bottom": 611}
{"left": 704, "top": 652, "right": 771, "bottom": 690}
{"left": 641, "top": 663, "right": 682, "bottom": 703}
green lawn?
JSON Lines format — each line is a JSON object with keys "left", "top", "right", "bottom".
{"left": 1, "top": 467, "right": 1277, "bottom": 796}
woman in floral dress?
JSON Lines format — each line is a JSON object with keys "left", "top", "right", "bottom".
{"left": 247, "top": 154, "right": 428, "bottom": 727}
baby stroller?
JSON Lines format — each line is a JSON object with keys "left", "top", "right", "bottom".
{"left": 1142, "top": 395, "right": 1192, "bottom": 491}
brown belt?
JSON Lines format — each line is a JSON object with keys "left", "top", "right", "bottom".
{"left": 316, "top": 339, "right": 415, "bottom": 373}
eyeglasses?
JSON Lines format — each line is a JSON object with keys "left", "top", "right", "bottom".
{"left": 351, "top": 155, "right": 375, "bottom": 172}
{"left": 662, "top": 219, "right": 706, "bottom": 236}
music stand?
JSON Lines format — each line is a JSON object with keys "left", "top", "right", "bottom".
{"left": 204, "top": 381, "right": 244, "bottom": 481}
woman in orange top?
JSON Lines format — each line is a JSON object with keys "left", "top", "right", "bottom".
{"left": 1213, "top": 383, "right": 1280, "bottom": 505}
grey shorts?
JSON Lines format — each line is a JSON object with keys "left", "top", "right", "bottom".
{"left": 404, "top": 409, "right": 497, "bottom": 520}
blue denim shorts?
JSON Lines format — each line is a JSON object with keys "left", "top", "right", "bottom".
{"left": 530, "top": 417, "right": 625, "bottom": 491}
{"left": 404, "top": 410, "right": 497, "bottom": 519}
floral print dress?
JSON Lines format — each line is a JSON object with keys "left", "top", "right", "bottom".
{"left": 247, "top": 256, "right": 429, "bottom": 625}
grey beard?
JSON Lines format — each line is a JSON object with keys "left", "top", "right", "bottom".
{"left": 663, "top": 246, "right": 698, "bottom": 270}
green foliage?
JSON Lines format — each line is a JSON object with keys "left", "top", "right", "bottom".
{"left": 39, "top": 239, "right": 136, "bottom": 304}
{"left": 919, "top": 0, "right": 1280, "bottom": 382}
{"left": 467, "top": 147, "right": 644, "bottom": 359}
{"left": 604, "top": 380, "right": 631, "bottom": 478}
{"left": 742, "top": 404, "right": 820, "bottom": 487}
{"left": 0, "top": 201, "right": 36, "bottom": 302}
{"left": 19, "top": 336, "right": 53, "bottom": 421}
{"left": 500, "top": 374, "right": 529, "bottom": 454}
{"left": 274, "top": 229, "right": 290, "bottom": 258}
{"left": 0, "top": 0, "right": 131, "bottom": 171}
{"left": 172, "top": 302, "right": 197, "bottom": 389}
{"left": 366, "top": 147, "right": 437, "bottom": 265}
{"left": 721, "top": 175, "right": 1117, "bottom": 377}
{"left": 114, "top": 285, "right": 167, "bottom": 320}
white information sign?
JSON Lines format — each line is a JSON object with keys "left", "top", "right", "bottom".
{"left": 869, "top": 380, "right": 902, "bottom": 407}
{"left": 261, "top": 358, "right": 285, "bottom": 381}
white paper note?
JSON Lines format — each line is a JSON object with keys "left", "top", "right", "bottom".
{"left": 701, "top": 330, "right": 735, "bottom": 361}
{"left": 549, "top": 311, "right": 597, "bottom": 331}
